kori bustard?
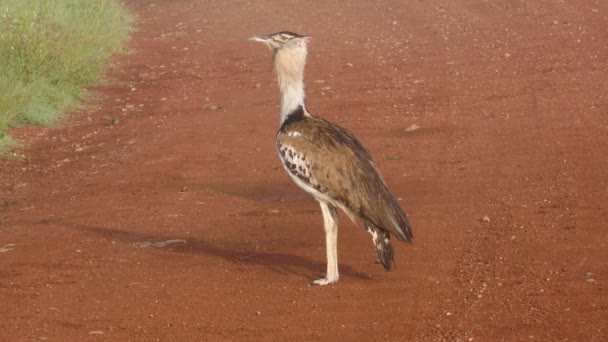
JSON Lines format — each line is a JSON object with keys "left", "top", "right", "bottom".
{"left": 250, "top": 31, "right": 413, "bottom": 285}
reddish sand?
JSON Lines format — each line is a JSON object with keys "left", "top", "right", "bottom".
{"left": 1, "top": 0, "right": 607, "bottom": 340}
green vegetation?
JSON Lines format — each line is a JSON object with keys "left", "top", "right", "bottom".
{"left": 0, "top": 0, "right": 133, "bottom": 154}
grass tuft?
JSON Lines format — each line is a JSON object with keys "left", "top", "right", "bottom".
{"left": 0, "top": 0, "right": 133, "bottom": 154}
{"left": 0, "top": 131, "right": 19, "bottom": 158}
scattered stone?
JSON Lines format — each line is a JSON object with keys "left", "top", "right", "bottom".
{"left": 586, "top": 278, "right": 596, "bottom": 283}
{"left": 180, "top": 186, "right": 188, "bottom": 192}
{"left": 133, "top": 240, "right": 187, "bottom": 248}
{"left": 132, "top": 242, "right": 153, "bottom": 248}
{"left": 88, "top": 331, "right": 104, "bottom": 335}
{"left": 102, "top": 116, "right": 119, "bottom": 126}
{"left": 313, "top": 80, "right": 325, "bottom": 84}
{"left": 254, "top": 83, "right": 261, "bottom": 88}
{"left": 152, "top": 239, "right": 187, "bottom": 248}
{"left": 345, "top": 63, "right": 353, "bottom": 67}
{"left": 0, "top": 244, "right": 16, "bottom": 253}
{"left": 203, "top": 105, "right": 221, "bottom": 111}
{"left": 586, "top": 272, "right": 595, "bottom": 278}
{"left": 256, "top": 311, "right": 261, "bottom": 316}
{"left": 481, "top": 216, "right": 491, "bottom": 223}
{"left": 404, "top": 124, "right": 420, "bottom": 132}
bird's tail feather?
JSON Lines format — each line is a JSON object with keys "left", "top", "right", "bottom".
{"left": 370, "top": 190, "right": 413, "bottom": 243}
{"left": 386, "top": 194, "right": 414, "bottom": 242}
{"left": 366, "top": 224, "right": 394, "bottom": 271}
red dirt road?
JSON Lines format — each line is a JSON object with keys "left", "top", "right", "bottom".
{"left": 1, "top": 0, "right": 607, "bottom": 340}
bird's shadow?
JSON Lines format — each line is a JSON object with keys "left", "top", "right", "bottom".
{"left": 202, "top": 180, "right": 309, "bottom": 203}
{"left": 31, "top": 219, "right": 369, "bottom": 281}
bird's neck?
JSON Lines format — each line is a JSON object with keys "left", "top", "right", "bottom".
{"left": 274, "top": 48, "right": 308, "bottom": 124}
{"left": 278, "top": 77, "right": 305, "bottom": 123}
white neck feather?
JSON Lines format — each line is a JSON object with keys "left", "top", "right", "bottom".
{"left": 273, "top": 44, "right": 308, "bottom": 124}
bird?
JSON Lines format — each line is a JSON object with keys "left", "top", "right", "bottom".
{"left": 250, "top": 31, "right": 413, "bottom": 285}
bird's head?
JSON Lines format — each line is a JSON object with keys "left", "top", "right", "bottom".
{"left": 250, "top": 31, "right": 310, "bottom": 110}
{"left": 249, "top": 31, "right": 310, "bottom": 52}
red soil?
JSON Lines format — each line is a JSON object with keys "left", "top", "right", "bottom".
{"left": 1, "top": 0, "right": 607, "bottom": 340}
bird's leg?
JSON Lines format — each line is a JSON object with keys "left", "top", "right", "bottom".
{"left": 313, "top": 201, "right": 339, "bottom": 285}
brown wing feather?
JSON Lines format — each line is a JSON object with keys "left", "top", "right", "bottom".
{"left": 277, "top": 114, "right": 413, "bottom": 242}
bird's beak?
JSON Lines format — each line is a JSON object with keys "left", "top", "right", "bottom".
{"left": 249, "top": 35, "right": 271, "bottom": 43}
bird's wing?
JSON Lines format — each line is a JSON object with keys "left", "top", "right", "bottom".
{"left": 277, "top": 115, "right": 413, "bottom": 242}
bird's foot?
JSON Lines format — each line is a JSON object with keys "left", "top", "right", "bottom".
{"left": 311, "top": 276, "right": 339, "bottom": 286}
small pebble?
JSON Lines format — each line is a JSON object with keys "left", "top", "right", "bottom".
{"left": 404, "top": 124, "right": 421, "bottom": 132}
{"left": 256, "top": 311, "right": 261, "bottom": 316}
{"left": 481, "top": 216, "right": 491, "bottom": 222}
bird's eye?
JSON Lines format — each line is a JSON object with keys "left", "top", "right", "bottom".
{"left": 280, "top": 34, "right": 289, "bottom": 41}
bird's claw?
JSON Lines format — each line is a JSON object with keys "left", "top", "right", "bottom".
{"left": 312, "top": 277, "right": 339, "bottom": 286}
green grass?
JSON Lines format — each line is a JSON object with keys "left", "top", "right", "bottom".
{"left": 0, "top": 0, "right": 133, "bottom": 154}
